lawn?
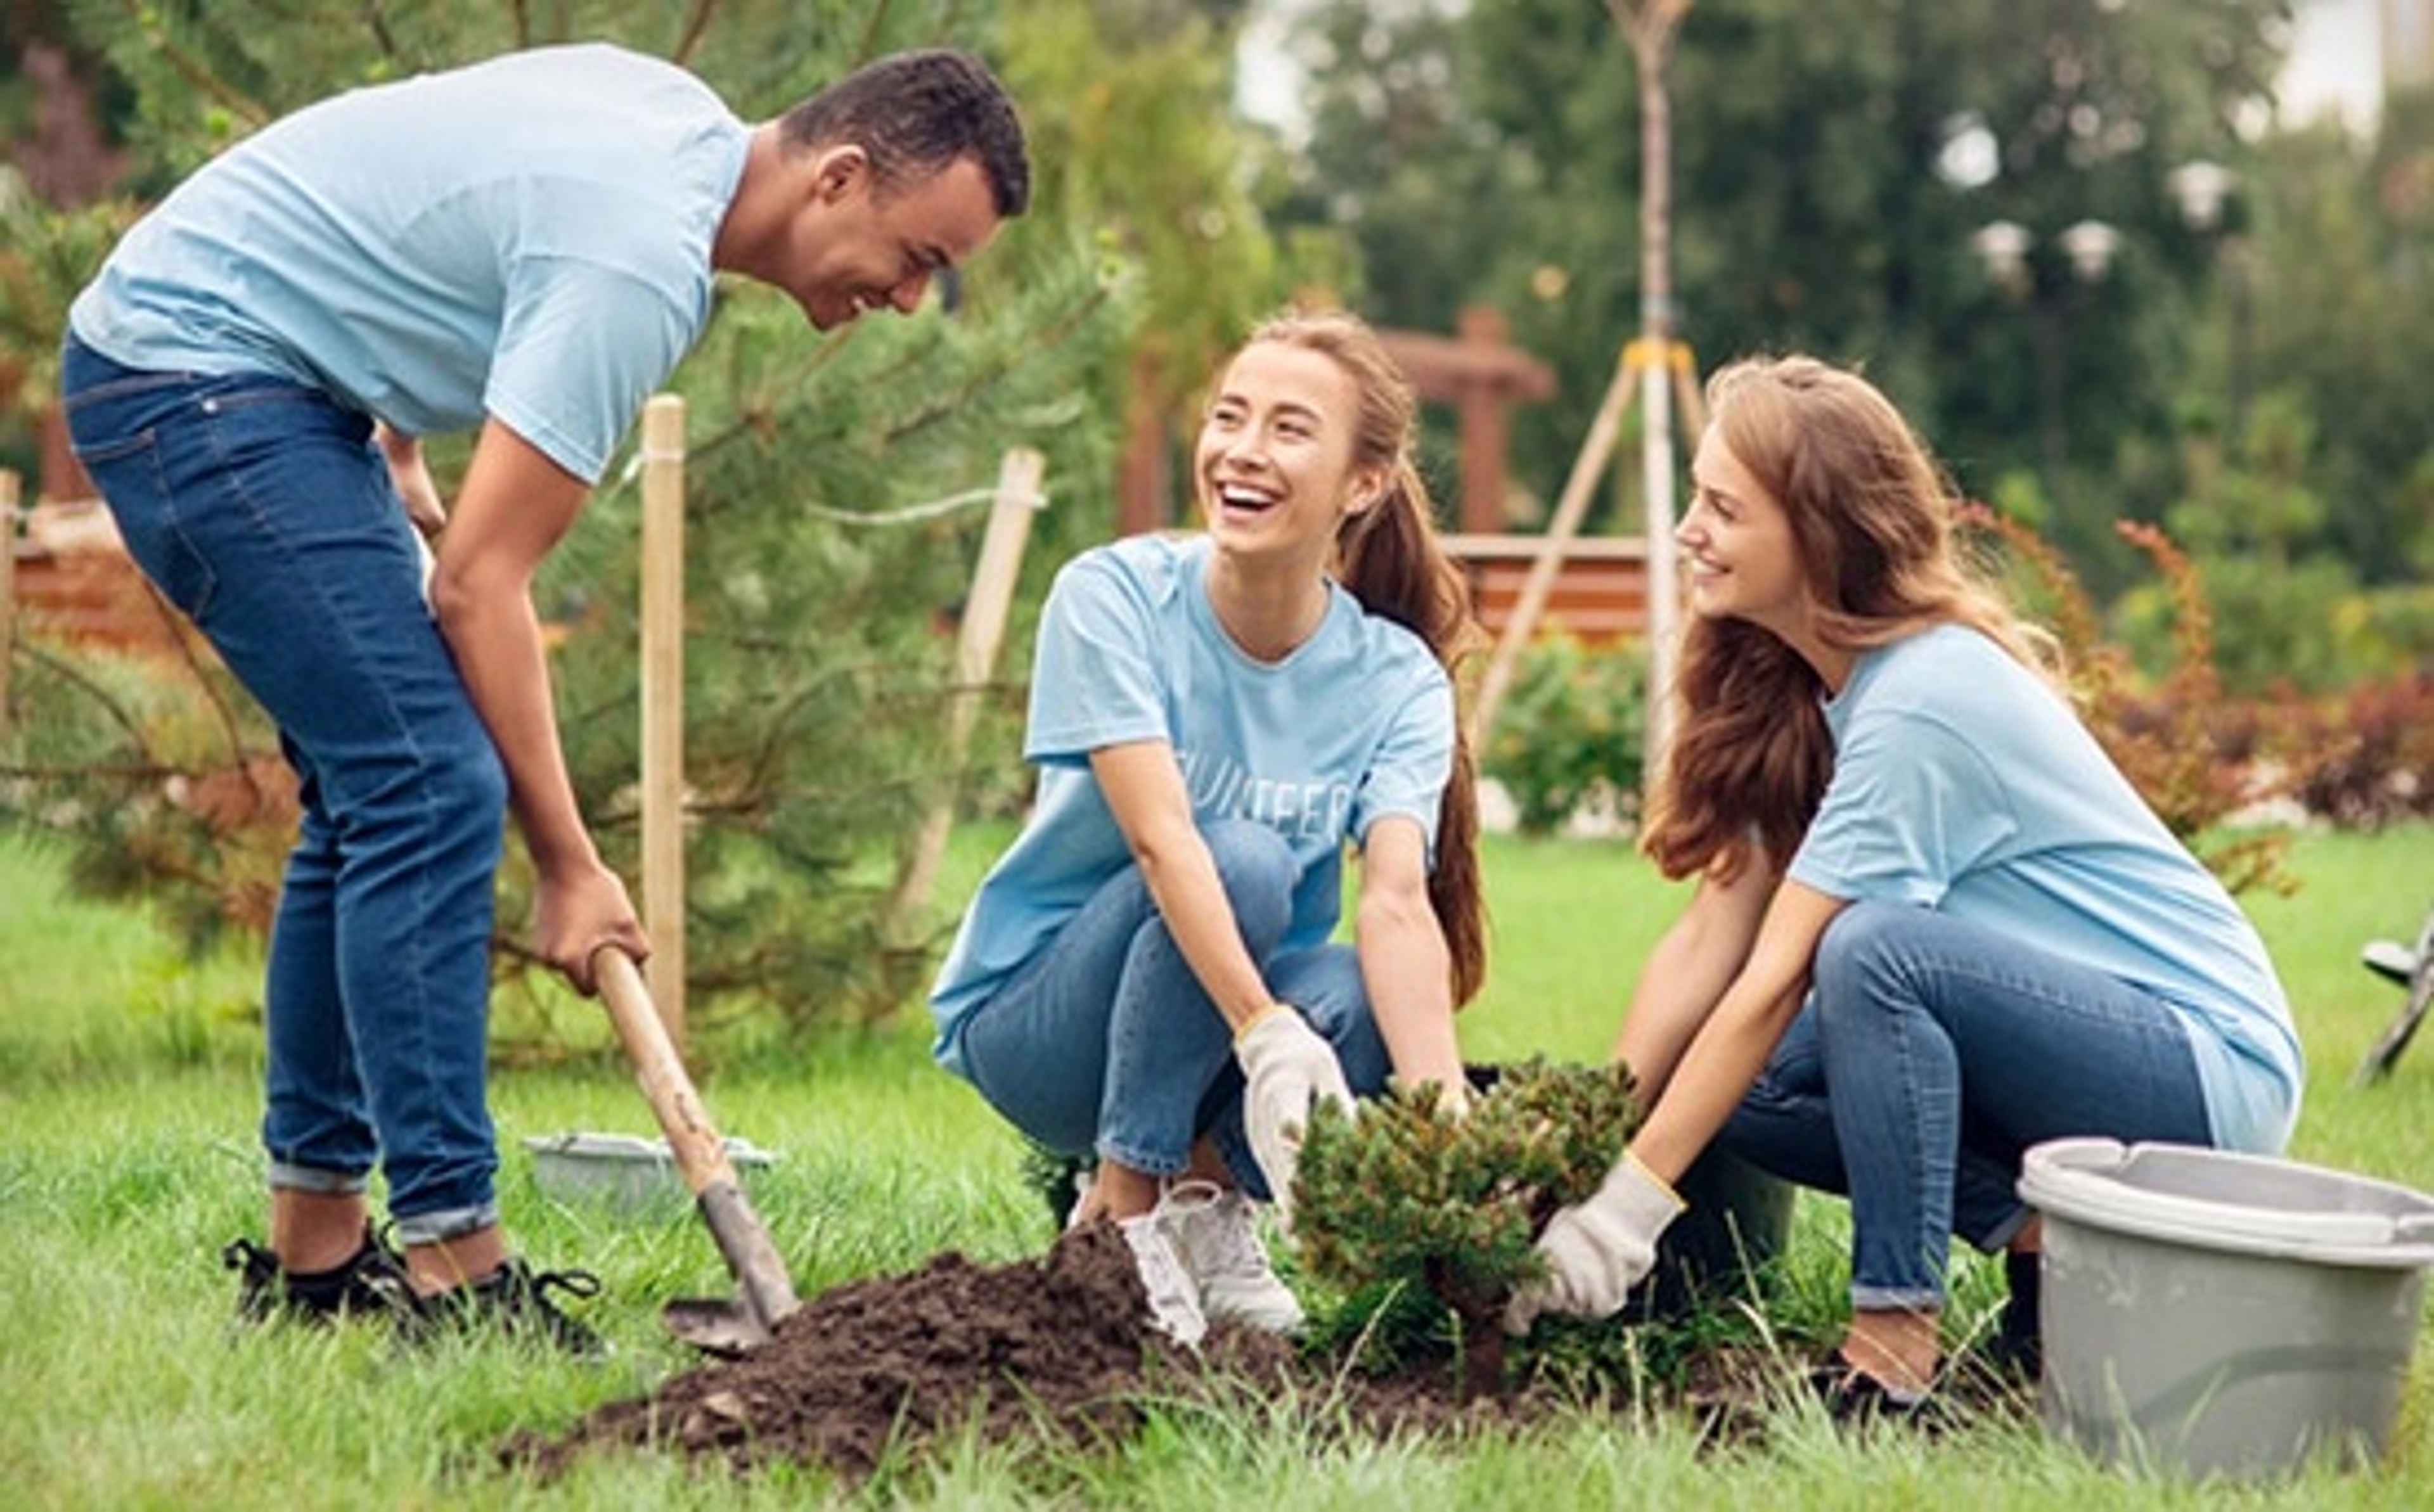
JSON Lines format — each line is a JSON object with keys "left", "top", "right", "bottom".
{"left": 2, "top": 819, "right": 2429, "bottom": 1509}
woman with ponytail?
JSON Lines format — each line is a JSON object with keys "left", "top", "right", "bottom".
{"left": 929, "top": 308, "right": 1485, "bottom": 1342}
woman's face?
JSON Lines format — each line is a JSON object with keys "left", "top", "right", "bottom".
{"left": 1679, "top": 420, "right": 1816, "bottom": 642}
{"left": 1194, "top": 341, "right": 1379, "bottom": 570}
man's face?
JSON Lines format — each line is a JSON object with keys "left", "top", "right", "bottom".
{"left": 786, "top": 150, "right": 1003, "bottom": 330}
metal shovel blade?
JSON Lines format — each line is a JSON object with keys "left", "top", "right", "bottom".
{"left": 660, "top": 1295, "right": 768, "bottom": 1358}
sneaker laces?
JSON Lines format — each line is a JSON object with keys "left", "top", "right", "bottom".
{"left": 1115, "top": 1212, "right": 1207, "bottom": 1347}
{"left": 223, "top": 1225, "right": 411, "bottom": 1324}
{"left": 222, "top": 1236, "right": 283, "bottom": 1323}
{"left": 407, "top": 1257, "right": 607, "bottom": 1359}
{"left": 1155, "top": 1178, "right": 1304, "bottom": 1333}
{"left": 1156, "top": 1179, "right": 1268, "bottom": 1281}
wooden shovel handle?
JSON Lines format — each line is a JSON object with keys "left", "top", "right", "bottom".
{"left": 593, "top": 947, "right": 737, "bottom": 1198}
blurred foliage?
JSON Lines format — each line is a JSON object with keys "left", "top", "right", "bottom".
{"left": 1267, "top": 0, "right": 2430, "bottom": 667}
{"left": 1481, "top": 634, "right": 1646, "bottom": 836}
{"left": 1969, "top": 506, "right": 2300, "bottom": 897}
{"left": 0, "top": 184, "right": 136, "bottom": 410}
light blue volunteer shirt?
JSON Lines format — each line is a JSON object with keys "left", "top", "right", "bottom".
{"left": 68, "top": 43, "right": 747, "bottom": 484}
{"left": 929, "top": 534, "right": 1455, "bottom": 1075}
{"left": 1789, "top": 623, "right": 2303, "bottom": 1152}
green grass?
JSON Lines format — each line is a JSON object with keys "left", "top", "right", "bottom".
{"left": 3, "top": 821, "right": 2430, "bottom": 1508}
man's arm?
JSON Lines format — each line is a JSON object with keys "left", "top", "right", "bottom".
{"left": 425, "top": 418, "right": 645, "bottom": 992}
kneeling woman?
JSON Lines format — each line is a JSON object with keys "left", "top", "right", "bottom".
{"left": 1505, "top": 355, "right": 2303, "bottom": 1416}
{"left": 929, "top": 309, "right": 1484, "bottom": 1340}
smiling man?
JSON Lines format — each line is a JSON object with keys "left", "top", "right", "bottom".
{"left": 60, "top": 43, "right": 1028, "bottom": 1354}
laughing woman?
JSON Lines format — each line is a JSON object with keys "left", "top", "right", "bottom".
{"left": 928, "top": 309, "right": 1484, "bottom": 1342}
{"left": 1502, "top": 355, "right": 2302, "bottom": 1418}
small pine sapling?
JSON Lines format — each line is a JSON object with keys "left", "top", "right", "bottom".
{"left": 1291, "top": 1058, "right": 1642, "bottom": 1398}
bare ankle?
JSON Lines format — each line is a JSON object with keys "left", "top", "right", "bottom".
{"left": 268, "top": 1189, "right": 370, "bottom": 1274}
{"left": 1091, "top": 1162, "right": 1162, "bottom": 1222}
{"left": 404, "top": 1225, "right": 508, "bottom": 1296}
{"left": 1842, "top": 1306, "right": 1941, "bottom": 1392}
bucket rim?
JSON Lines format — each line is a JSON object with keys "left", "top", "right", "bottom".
{"left": 522, "top": 1130, "right": 777, "bottom": 1167}
{"left": 2018, "top": 1137, "right": 2434, "bottom": 1269}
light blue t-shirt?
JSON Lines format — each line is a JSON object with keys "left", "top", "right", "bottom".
{"left": 68, "top": 44, "right": 747, "bottom": 484}
{"left": 929, "top": 534, "right": 1456, "bottom": 1073}
{"left": 1788, "top": 624, "right": 2303, "bottom": 1152}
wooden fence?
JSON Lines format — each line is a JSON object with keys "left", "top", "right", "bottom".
{"left": 1445, "top": 532, "right": 1649, "bottom": 646}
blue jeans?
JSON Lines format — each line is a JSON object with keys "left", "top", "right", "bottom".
{"left": 1718, "top": 900, "right": 2212, "bottom": 1312}
{"left": 60, "top": 338, "right": 508, "bottom": 1244}
{"left": 948, "top": 819, "right": 1388, "bottom": 1200}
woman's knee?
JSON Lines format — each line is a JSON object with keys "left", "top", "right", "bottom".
{"left": 1272, "top": 948, "right": 1388, "bottom": 1092}
{"left": 1200, "top": 819, "right": 1296, "bottom": 948}
{"left": 1812, "top": 900, "right": 1922, "bottom": 1013}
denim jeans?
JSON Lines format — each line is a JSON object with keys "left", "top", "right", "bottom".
{"left": 1718, "top": 900, "right": 2212, "bottom": 1313}
{"left": 948, "top": 818, "right": 1388, "bottom": 1200}
{"left": 60, "top": 338, "right": 508, "bottom": 1243}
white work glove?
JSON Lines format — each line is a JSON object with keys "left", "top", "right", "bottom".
{"left": 1233, "top": 1004, "right": 1355, "bottom": 1223}
{"left": 1502, "top": 1150, "right": 1686, "bottom": 1335}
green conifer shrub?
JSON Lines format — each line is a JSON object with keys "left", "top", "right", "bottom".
{"left": 1291, "top": 1058, "right": 1642, "bottom": 1398}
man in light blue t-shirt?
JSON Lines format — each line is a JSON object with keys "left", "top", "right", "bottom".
{"left": 60, "top": 44, "right": 1029, "bottom": 1352}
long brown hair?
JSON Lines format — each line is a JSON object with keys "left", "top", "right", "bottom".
{"left": 1642, "top": 355, "right": 2054, "bottom": 883}
{"left": 1236, "top": 307, "right": 1488, "bottom": 1006}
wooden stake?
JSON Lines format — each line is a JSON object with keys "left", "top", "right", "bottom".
{"left": 638, "top": 395, "right": 687, "bottom": 1046}
{"left": 0, "top": 470, "right": 18, "bottom": 747}
{"left": 885, "top": 447, "right": 1045, "bottom": 942}
{"left": 1471, "top": 349, "right": 1638, "bottom": 743}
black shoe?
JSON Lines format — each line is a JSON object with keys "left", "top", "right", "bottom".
{"left": 402, "top": 1257, "right": 607, "bottom": 1359}
{"left": 1976, "top": 1249, "right": 2043, "bottom": 1387}
{"left": 1806, "top": 1357, "right": 1943, "bottom": 1431}
{"left": 223, "top": 1226, "right": 411, "bottom": 1325}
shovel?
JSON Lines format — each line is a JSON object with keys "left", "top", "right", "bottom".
{"left": 593, "top": 945, "right": 801, "bottom": 1354}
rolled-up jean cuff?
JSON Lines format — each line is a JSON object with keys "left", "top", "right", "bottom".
{"left": 1095, "top": 1137, "right": 1188, "bottom": 1181}
{"left": 390, "top": 1202, "right": 499, "bottom": 1246}
{"left": 267, "top": 1161, "right": 371, "bottom": 1196}
{"left": 1849, "top": 1283, "right": 1946, "bottom": 1315}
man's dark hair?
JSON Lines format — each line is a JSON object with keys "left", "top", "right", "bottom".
{"left": 782, "top": 49, "right": 1031, "bottom": 218}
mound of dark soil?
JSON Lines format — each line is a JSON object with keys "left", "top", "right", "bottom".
{"left": 503, "top": 1223, "right": 2020, "bottom": 1483}
{"left": 503, "top": 1222, "right": 1575, "bottom": 1483}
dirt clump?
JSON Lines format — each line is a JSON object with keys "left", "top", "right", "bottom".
{"left": 504, "top": 1222, "right": 1296, "bottom": 1481}
{"left": 501, "top": 1222, "right": 2010, "bottom": 1483}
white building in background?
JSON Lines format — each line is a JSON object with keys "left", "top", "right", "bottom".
{"left": 2284, "top": 0, "right": 2434, "bottom": 132}
{"left": 2388, "top": 0, "right": 2434, "bottom": 84}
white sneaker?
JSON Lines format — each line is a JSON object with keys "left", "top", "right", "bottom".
{"left": 1157, "top": 1178, "right": 1306, "bottom": 1335}
{"left": 1116, "top": 1210, "right": 1207, "bottom": 1347}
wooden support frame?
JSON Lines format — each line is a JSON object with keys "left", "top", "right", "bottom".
{"left": 884, "top": 447, "right": 1046, "bottom": 944}
{"left": 1470, "top": 337, "right": 1704, "bottom": 746}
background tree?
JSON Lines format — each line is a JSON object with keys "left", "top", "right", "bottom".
{"left": 1270, "top": 0, "right": 2433, "bottom": 702}
{"left": 998, "top": 0, "right": 1347, "bottom": 541}
{"left": 1273, "top": 0, "right": 2291, "bottom": 580}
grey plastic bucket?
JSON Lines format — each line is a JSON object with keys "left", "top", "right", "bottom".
{"left": 2017, "top": 1137, "right": 2434, "bottom": 1479}
{"left": 523, "top": 1131, "right": 775, "bottom": 1216}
